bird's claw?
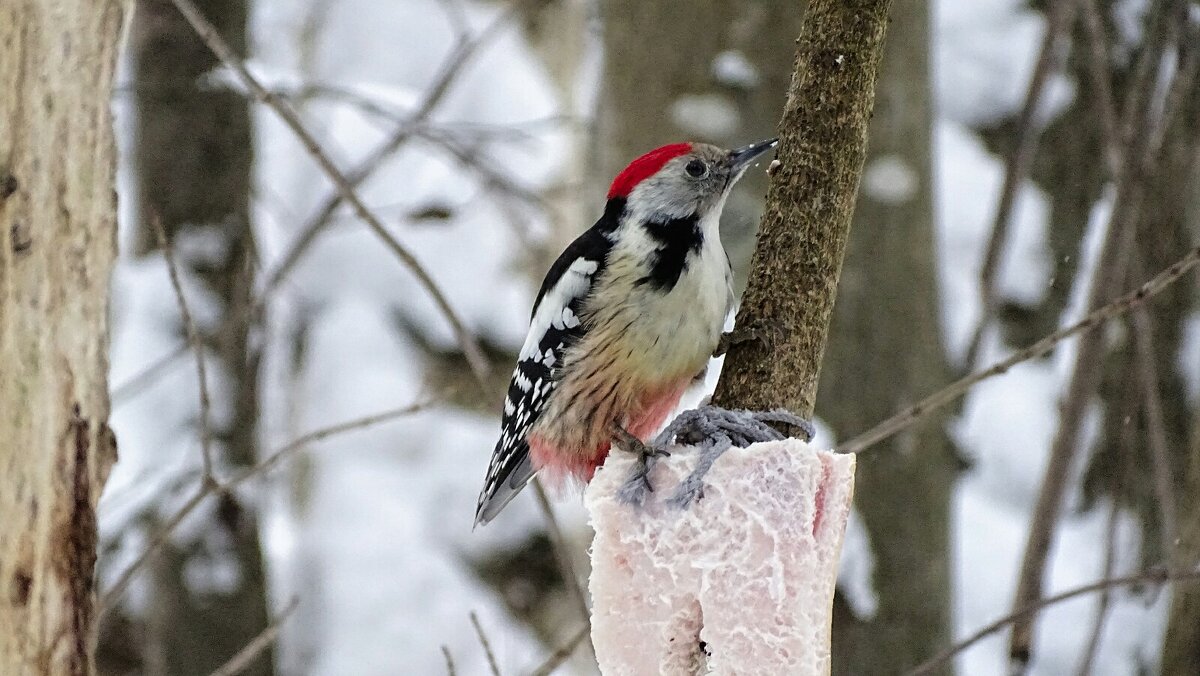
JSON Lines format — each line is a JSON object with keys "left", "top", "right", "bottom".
{"left": 613, "top": 426, "right": 670, "bottom": 461}
{"left": 712, "top": 323, "right": 777, "bottom": 358}
{"left": 613, "top": 426, "right": 669, "bottom": 505}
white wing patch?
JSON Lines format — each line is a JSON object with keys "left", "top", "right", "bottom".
{"left": 519, "top": 257, "right": 598, "bottom": 361}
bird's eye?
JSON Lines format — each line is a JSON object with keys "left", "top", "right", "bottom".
{"left": 685, "top": 159, "right": 707, "bottom": 178}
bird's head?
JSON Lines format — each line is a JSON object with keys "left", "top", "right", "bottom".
{"left": 606, "top": 138, "right": 778, "bottom": 222}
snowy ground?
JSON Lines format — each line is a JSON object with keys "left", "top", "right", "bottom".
{"left": 101, "top": 0, "right": 1185, "bottom": 674}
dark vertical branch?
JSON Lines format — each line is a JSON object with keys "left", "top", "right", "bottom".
{"left": 964, "top": 0, "right": 1077, "bottom": 370}
{"left": 99, "top": 1, "right": 273, "bottom": 674}
{"left": 712, "top": 0, "right": 894, "bottom": 417}
{"left": 1008, "top": 0, "right": 1192, "bottom": 665}
{"left": 1163, "top": 407, "right": 1200, "bottom": 673}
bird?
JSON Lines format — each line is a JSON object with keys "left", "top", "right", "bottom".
{"left": 474, "top": 138, "right": 779, "bottom": 527}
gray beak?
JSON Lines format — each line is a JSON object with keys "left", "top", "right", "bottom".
{"left": 728, "top": 138, "right": 778, "bottom": 173}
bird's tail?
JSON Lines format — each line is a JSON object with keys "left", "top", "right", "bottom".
{"left": 474, "top": 452, "right": 536, "bottom": 528}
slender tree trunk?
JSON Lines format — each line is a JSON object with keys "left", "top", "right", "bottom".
{"left": 712, "top": 0, "right": 893, "bottom": 417}
{"left": 0, "top": 2, "right": 124, "bottom": 673}
{"left": 817, "top": 2, "right": 956, "bottom": 673}
{"left": 96, "top": 1, "right": 273, "bottom": 674}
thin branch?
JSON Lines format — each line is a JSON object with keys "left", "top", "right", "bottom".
{"left": 168, "top": 0, "right": 491, "bottom": 382}
{"left": 253, "top": 1, "right": 534, "bottom": 323}
{"left": 1008, "top": 2, "right": 1192, "bottom": 663}
{"left": 442, "top": 645, "right": 458, "bottom": 676}
{"left": 99, "top": 486, "right": 210, "bottom": 619}
{"left": 527, "top": 624, "right": 591, "bottom": 676}
{"left": 111, "top": 343, "right": 189, "bottom": 404}
{"left": 1074, "top": 501, "right": 1120, "bottom": 676}
{"left": 98, "top": 399, "right": 437, "bottom": 615}
{"left": 530, "top": 480, "right": 593, "bottom": 654}
{"left": 962, "top": 0, "right": 1078, "bottom": 370}
{"left": 250, "top": 398, "right": 439, "bottom": 480}
{"left": 154, "top": 217, "right": 216, "bottom": 479}
{"left": 1077, "top": 0, "right": 1121, "bottom": 175}
{"left": 470, "top": 612, "right": 502, "bottom": 676}
{"left": 905, "top": 565, "right": 1200, "bottom": 676}
{"left": 208, "top": 597, "right": 300, "bottom": 676}
{"left": 838, "top": 244, "right": 1200, "bottom": 454}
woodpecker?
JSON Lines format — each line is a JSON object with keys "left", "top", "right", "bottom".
{"left": 474, "top": 138, "right": 778, "bottom": 526}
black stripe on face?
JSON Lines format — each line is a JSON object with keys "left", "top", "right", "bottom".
{"left": 637, "top": 216, "right": 703, "bottom": 291}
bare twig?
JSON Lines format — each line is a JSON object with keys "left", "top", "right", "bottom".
{"left": 111, "top": 343, "right": 189, "bottom": 404}
{"left": 1074, "top": 501, "right": 1120, "bottom": 676}
{"left": 208, "top": 597, "right": 300, "bottom": 676}
{"left": 254, "top": 0, "right": 534, "bottom": 319}
{"left": 470, "top": 612, "right": 502, "bottom": 676}
{"left": 251, "top": 399, "right": 438, "bottom": 479}
{"left": 442, "top": 645, "right": 458, "bottom": 676}
{"left": 99, "top": 486, "right": 210, "bottom": 619}
{"left": 1008, "top": 1, "right": 1192, "bottom": 662}
{"left": 838, "top": 244, "right": 1200, "bottom": 454}
{"left": 99, "top": 399, "right": 437, "bottom": 614}
{"left": 154, "top": 217, "right": 217, "bottom": 479}
{"left": 1077, "top": 0, "right": 1121, "bottom": 175}
{"left": 168, "top": 0, "right": 490, "bottom": 382}
{"left": 906, "top": 565, "right": 1200, "bottom": 676}
{"left": 531, "top": 481, "right": 592, "bottom": 635}
{"left": 963, "top": 0, "right": 1078, "bottom": 370}
{"left": 527, "top": 624, "right": 591, "bottom": 676}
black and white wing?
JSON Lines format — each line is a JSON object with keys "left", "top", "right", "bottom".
{"left": 474, "top": 209, "right": 619, "bottom": 526}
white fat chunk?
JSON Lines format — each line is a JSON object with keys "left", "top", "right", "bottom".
{"left": 586, "top": 439, "right": 856, "bottom": 676}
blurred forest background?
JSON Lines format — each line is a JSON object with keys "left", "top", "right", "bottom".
{"left": 90, "top": 0, "right": 1200, "bottom": 674}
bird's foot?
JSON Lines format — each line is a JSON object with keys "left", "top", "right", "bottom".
{"left": 612, "top": 426, "right": 670, "bottom": 506}
{"left": 653, "top": 405, "right": 815, "bottom": 508}
{"left": 712, "top": 322, "right": 780, "bottom": 358}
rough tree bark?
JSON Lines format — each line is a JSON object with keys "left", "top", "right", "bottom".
{"left": 711, "top": 0, "right": 893, "bottom": 418}
{"left": 818, "top": 1, "right": 956, "bottom": 673}
{"left": 96, "top": 1, "right": 273, "bottom": 674}
{"left": 0, "top": 1, "right": 124, "bottom": 674}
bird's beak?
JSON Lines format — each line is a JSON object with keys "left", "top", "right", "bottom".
{"left": 728, "top": 138, "right": 779, "bottom": 173}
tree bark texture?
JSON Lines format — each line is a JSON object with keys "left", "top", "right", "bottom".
{"left": 817, "top": 1, "right": 956, "bottom": 673}
{"left": 0, "top": 2, "right": 124, "bottom": 674}
{"left": 711, "top": 0, "right": 893, "bottom": 418}
{"left": 96, "top": 1, "right": 272, "bottom": 674}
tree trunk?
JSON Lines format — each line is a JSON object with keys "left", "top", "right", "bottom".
{"left": 817, "top": 2, "right": 956, "bottom": 673}
{"left": 711, "top": 0, "right": 893, "bottom": 418}
{"left": 96, "top": 1, "right": 273, "bottom": 674}
{"left": 0, "top": 2, "right": 124, "bottom": 674}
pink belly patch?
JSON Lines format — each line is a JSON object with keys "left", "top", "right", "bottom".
{"left": 528, "top": 433, "right": 608, "bottom": 488}
{"left": 528, "top": 378, "right": 691, "bottom": 489}
{"left": 625, "top": 380, "right": 690, "bottom": 440}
